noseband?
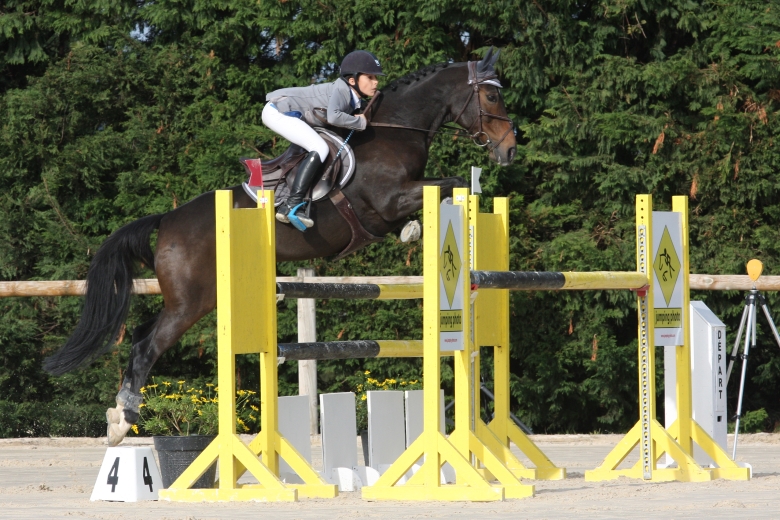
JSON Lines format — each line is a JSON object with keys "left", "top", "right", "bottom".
{"left": 366, "top": 62, "right": 515, "bottom": 150}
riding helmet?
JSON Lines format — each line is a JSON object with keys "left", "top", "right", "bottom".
{"left": 340, "top": 50, "right": 385, "bottom": 76}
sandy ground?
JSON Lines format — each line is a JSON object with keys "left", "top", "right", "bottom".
{"left": 1, "top": 433, "right": 779, "bottom": 519}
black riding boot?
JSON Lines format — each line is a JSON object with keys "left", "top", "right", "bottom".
{"left": 276, "top": 151, "right": 323, "bottom": 230}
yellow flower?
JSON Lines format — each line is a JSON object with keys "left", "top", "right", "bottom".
{"left": 361, "top": 394, "right": 367, "bottom": 401}
{"left": 178, "top": 380, "right": 185, "bottom": 385}
{"left": 162, "top": 381, "right": 171, "bottom": 387}
{"left": 237, "top": 390, "right": 246, "bottom": 397}
{"left": 131, "top": 424, "right": 139, "bottom": 434}
{"left": 400, "top": 381, "right": 407, "bottom": 386}
{"left": 140, "top": 387, "right": 146, "bottom": 394}
{"left": 364, "top": 370, "right": 370, "bottom": 375}
{"left": 139, "top": 403, "right": 146, "bottom": 408}
{"left": 206, "top": 383, "right": 214, "bottom": 387}
{"left": 250, "top": 405, "right": 259, "bottom": 411}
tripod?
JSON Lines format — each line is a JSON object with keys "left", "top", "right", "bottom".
{"left": 726, "top": 284, "right": 780, "bottom": 458}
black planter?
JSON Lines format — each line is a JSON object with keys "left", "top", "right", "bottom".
{"left": 153, "top": 435, "right": 217, "bottom": 489}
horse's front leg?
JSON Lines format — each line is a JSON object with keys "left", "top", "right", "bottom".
{"left": 376, "top": 176, "right": 469, "bottom": 222}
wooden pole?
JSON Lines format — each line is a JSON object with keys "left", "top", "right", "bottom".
{"left": 297, "top": 268, "right": 318, "bottom": 436}
{"left": 3, "top": 274, "right": 780, "bottom": 298}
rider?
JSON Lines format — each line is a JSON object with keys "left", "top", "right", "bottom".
{"left": 263, "top": 50, "right": 383, "bottom": 231}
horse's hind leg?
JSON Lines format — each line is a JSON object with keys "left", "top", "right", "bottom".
{"left": 106, "top": 316, "right": 158, "bottom": 443}
{"left": 107, "top": 303, "right": 211, "bottom": 446}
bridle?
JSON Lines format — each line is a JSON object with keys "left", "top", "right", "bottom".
{"left": 365, "top": 62, "right": 515, "bottom": 151}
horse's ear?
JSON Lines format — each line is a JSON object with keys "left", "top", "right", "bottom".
{"left": 477, "top": 46, "right": 500, "bottom": 73}
{"left": 489, "top": 48, "right": 500, "bottom": 67}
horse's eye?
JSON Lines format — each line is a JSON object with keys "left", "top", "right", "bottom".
{"left": 487, "top": 94, "right": 497, "bottom": 103}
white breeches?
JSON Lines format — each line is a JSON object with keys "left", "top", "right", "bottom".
{"left": 262, "top": 104, "right": 330, "bottom": 162}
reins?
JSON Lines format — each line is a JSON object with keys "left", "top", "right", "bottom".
{"left": 365, "top": 62, "right": 514, "bottom": 151}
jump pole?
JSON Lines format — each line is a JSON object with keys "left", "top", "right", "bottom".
{"left": 159, "top": 190, "right": 337, "bottom": 502}
{"left": 584, "top": 195, "right": 749, "bottom": 482}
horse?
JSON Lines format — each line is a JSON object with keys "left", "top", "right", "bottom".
{"left": 43, "top": 48, "right": 517, "bottom": 446}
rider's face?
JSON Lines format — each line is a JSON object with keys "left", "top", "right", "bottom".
{"left": 349, "top": 74, "right": 379, "bottom": 97}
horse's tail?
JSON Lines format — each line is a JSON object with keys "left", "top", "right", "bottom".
{"left": 44, "top": 213, "right": 165, "bottom": 376}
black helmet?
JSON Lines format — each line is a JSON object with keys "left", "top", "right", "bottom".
{"left": 340, "top": 50, "right": 385, "bottom": 76}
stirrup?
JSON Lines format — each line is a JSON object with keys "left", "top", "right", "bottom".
{"left": 287, "top": 202, "right": 314, "bottom": 231}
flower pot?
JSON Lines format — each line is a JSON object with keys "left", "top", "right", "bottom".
{"left": 153, "top": 435, "right": 217, "bottom": 489}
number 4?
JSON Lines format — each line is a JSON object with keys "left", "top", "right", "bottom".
{"left": 143, "top": 457, "right": 154, "bottom": 492}
{"left": 107, "top": 457, "right": 120, "bottom": 492}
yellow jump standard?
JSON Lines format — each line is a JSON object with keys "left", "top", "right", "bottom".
{"left": 363, "top": 187, "right": 536, "bottom": 501}
{"left": 158, "top": 190, "right": 337, "bottom": 502}
{"left": 585, "top": 195, "right": 749, "bottom": 482}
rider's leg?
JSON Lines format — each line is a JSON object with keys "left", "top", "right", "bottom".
{"left": 262, "top": 104, "right": 329, "bottom": 229}
{"left": 283, "top": 151, "right": 321, "bottom": 229}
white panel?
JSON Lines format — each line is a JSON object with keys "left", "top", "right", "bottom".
{"left": 403, "top": 389, "right": 452, "bottom": 480}
{"left": 404, "top": 390, "right": 424, "bottom": 448}
{"left": 367, "top": 391, "right": 405, "bottom": 469}
{"left": 278, "top": 395, "right": 312, "bottom": 481}
{"left": 319, "top": 392, "right": 358, "bottom": 479}
{"left": 404, "top": 389, "right": 446, "bottom": 448}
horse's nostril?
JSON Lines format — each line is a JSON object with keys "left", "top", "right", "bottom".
{"left": 508, "top": 147, "right": 516, "bottom": 163}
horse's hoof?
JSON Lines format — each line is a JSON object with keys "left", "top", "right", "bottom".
{"left": 106, "top": 405, "right": 123, "bottom": 425}
{"left": 400, "top": 220, "right": 421, "bottom": 243}
{"left": 107, "top": 420, "right": 132, "bottom": 447}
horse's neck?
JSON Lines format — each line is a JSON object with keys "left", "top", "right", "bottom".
{"left": 377, "top": 66, "right": 465, "bottom": 135}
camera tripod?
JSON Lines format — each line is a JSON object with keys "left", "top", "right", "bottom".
{"left": 725, "top": 260, "right": 780, "bottom": 458}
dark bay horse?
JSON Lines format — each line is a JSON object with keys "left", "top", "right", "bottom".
{"left": 44, "top": 49, "right": 516, "bottom": 445}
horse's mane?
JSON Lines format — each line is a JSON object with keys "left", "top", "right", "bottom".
{"left": 386, "top": 62, "right": 459, "bottom": 92}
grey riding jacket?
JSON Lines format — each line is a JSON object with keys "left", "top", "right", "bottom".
{"left": 265, "top": 79, "right": 366, "bottom": 131}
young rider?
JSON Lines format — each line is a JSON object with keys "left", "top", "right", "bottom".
{"left": 263, "top": 50, "right": 383, "bottom": 231}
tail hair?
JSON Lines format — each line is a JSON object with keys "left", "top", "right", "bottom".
{"left": 43, "top": 213, "right": 164, "bottom": 376}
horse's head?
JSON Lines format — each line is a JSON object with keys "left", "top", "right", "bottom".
{"left": 453, "top": 48, "right": 517, "bottom": 166}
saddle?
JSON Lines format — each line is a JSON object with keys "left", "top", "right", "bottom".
{"left": 240, "top": 127, "right": 381, "bottom": 260}
{"left": 241, "top": 128, "right": 356, "bottom": 207}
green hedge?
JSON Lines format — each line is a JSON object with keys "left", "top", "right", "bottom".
{"left": 0, "top": 401, "right": 106, "bottom": 438}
